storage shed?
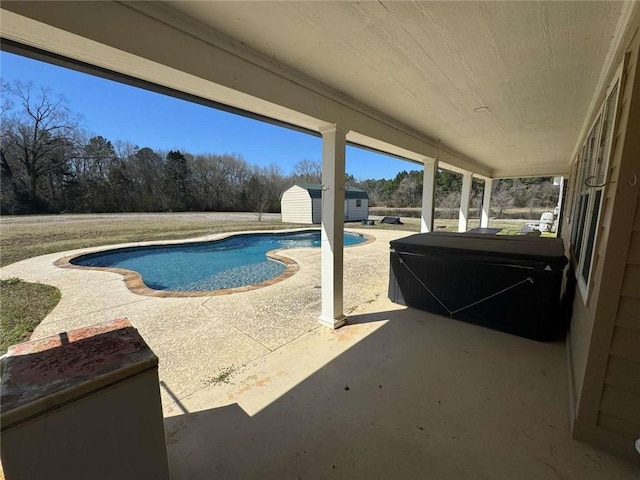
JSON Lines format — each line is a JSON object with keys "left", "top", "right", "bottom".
{"left": 281, "top": 183, "right": 369, "bottom": 224}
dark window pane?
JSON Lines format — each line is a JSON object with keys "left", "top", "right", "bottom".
{"left": 581, "top": 190, "right": 603, "bottom": 283}
{"left": 570, "top": 195, "right": 583, "bottom": 249}
{"left": 574, "top": 193, "right": 589, "bottom": 259}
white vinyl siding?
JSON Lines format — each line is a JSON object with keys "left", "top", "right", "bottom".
{"left": 346, "top": 198, "right": 368, "bottom": 221}
{"left": 281, "top": 185, "right": 314, "bottom": 224}
{"left": 282, "top": 185, "right": 369, "bottom": 224}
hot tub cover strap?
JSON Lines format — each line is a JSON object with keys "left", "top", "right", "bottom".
{"left": 397, "top": 252, "right": 536, "bottom": 318}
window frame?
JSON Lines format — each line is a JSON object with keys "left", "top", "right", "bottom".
{"left": 569, "top": 66, "right": 622, "bottom": 303}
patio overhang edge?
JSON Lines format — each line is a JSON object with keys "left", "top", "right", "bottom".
{"left": 492, "top": 164, "right": 571, "bottom": 180}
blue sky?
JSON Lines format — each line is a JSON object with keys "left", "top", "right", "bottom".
{"left": 1, "top": 51, "right": 416, "bottom": 180}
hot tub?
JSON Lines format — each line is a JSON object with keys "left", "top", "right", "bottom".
{"left": 388, "top": 232, "right": 568, "bottom": 341}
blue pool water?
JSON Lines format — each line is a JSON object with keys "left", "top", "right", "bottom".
{"left": 72, "top": 231, "right": 366, "bottom": 291}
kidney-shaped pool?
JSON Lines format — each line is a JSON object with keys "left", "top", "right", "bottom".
{"left": 70, "top": 230, "right": 367, "bottom": 293}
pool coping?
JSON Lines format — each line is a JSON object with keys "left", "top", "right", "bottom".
{"left": 53, "top": 229, "right": 376, "bottom": 298}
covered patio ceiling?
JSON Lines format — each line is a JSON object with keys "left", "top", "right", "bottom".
{"left": 164, "top": 0, "right": 625, "bottom": 178}
{"left": 1, "top": 1, "right": 636, "bottom": 178}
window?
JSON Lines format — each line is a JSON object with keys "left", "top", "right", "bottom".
{"left": 356, "top": 199, "right": 362, "bottom": 207}
{"left": 569, "top": 74, "right": 621, "bottom": 300}
{"left": 572, "top": 117, "right": 601, "bottom": 262}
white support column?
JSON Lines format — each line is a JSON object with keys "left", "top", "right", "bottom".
{"left": 554, "top": 176, "right": 565, "bottom": 235}
{"left": 458, "top": 171, "right": 473, "bottom": 232}
{"left": 318, "top": 125, "right": 347, "bottom": 329}
{"left": 420, "top": 160, "right": 437, "bottom": 233}
{"left": 481, "top": 178, "right": 493, "bottom": 228}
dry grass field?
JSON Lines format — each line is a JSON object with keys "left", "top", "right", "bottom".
{"left": 368, "top": 215, "right": 547, "bottom": 236}
{"left": 0, "top": 211, "right": 550, "bottom": 268}
{"left": 0, "top": 212, "right": 303, "bottom": 350}
{"left": 0, "top": 211, "right": 551, "bottom": 352}
{"left": 0, "top": 212, "right": 303, "bottom": 268}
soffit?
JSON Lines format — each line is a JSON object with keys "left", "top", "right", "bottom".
{"left": 164, "top": 1, "right": 624, "bottom": 175}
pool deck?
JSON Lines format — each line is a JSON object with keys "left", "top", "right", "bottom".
{"left": 1, "top": 227, "right": 401, "bottom": 407}
{"left": 1, "top": 227, "right": 637, "bottom": 478}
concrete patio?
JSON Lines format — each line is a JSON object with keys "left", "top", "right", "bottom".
{"left": 1, "top": 228, "right": 637, "bottom": 478}
{"left": 0, "top": 228, "right": 406, "bottom": 408}
{"left": 165, "top": 298, "right": 637, "bottom": 479}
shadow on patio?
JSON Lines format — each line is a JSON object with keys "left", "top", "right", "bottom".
{"left": 164, "top": 302, "right": 636, "bottom": 479}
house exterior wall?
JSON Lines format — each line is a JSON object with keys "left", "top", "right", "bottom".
{"left": 281, "top": 185, "right": 313, "bottom": 224}
{"left": 596, "top": 54, "right": 640, "bottom": 446}
{"left": 345, "top": 198, "right": 368, "bottom": 221}
{"left": 563, "top": 17, "right": 640, "bottom": 460}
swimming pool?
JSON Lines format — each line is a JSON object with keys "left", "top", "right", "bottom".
{"left": 70, "top": 230, "right": 367, "bottom": 292}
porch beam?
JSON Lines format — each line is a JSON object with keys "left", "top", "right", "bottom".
{"left": 318, "top": 124, "right": 347, "bottom": 329}
{"left": 458, "top": 171, "right": 473, "bottom": 232}
{"left": 481, "top": 178, "right": 493, "bottom": 228}
{"left": 420, "top": 160, "right": 437, "bottom": 233}
{"left": 492, "top": 165, "right": 570, "bottom": 178}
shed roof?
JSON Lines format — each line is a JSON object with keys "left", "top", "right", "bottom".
{"left": 295, "top": 183, "right": 369, "bottom": 200}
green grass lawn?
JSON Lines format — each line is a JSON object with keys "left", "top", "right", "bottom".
{"left": 0, "top": 278, "right": 61, "bottom": 352}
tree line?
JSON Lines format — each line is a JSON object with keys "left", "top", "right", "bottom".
{"left": 358, "top": 169, "right": 558, "bottom": 218}
{"left": 1, "top": 81, "right": 558, "bottom": 216}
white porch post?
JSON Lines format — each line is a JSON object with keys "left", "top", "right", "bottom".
{"left": 420, "top": 160, "right": 437, "bottom": 233}
{"left": 554, "top": 176, "right": 565, "bottom": 234}
{"left": 318, "top": 124, "right": 347, "bottom": 329}
{"left": 458, "top": 171, "right": 473, "bottom": 232}
{"left": 481, "top": 178, "right": 493, "bottom": 228}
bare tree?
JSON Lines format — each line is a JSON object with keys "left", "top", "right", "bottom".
{"left": 492, "top": 183, "right": 515, "bottom": 219}
{"left": 438, "top": 191, "right": 461, "bottom": 219}
{"left": 164, "top": 150, "right": 190, "bottom": 211}
{"left": 247, "top": 164, "right": 287, "bottom": 220}
{"left": 393, "top": 175, "right": 422, "bottom": 207}
{"left": 292, "top": 159, "right": 322, "bottom": 183}
{"left": 1, "top": 81, "right": 82, "bottom": 211}
{"left": 190, "top": 154, "right": 217, "bottom": 210}
{"left": 247, "top": 171, "right": 269, "bottom": 221}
